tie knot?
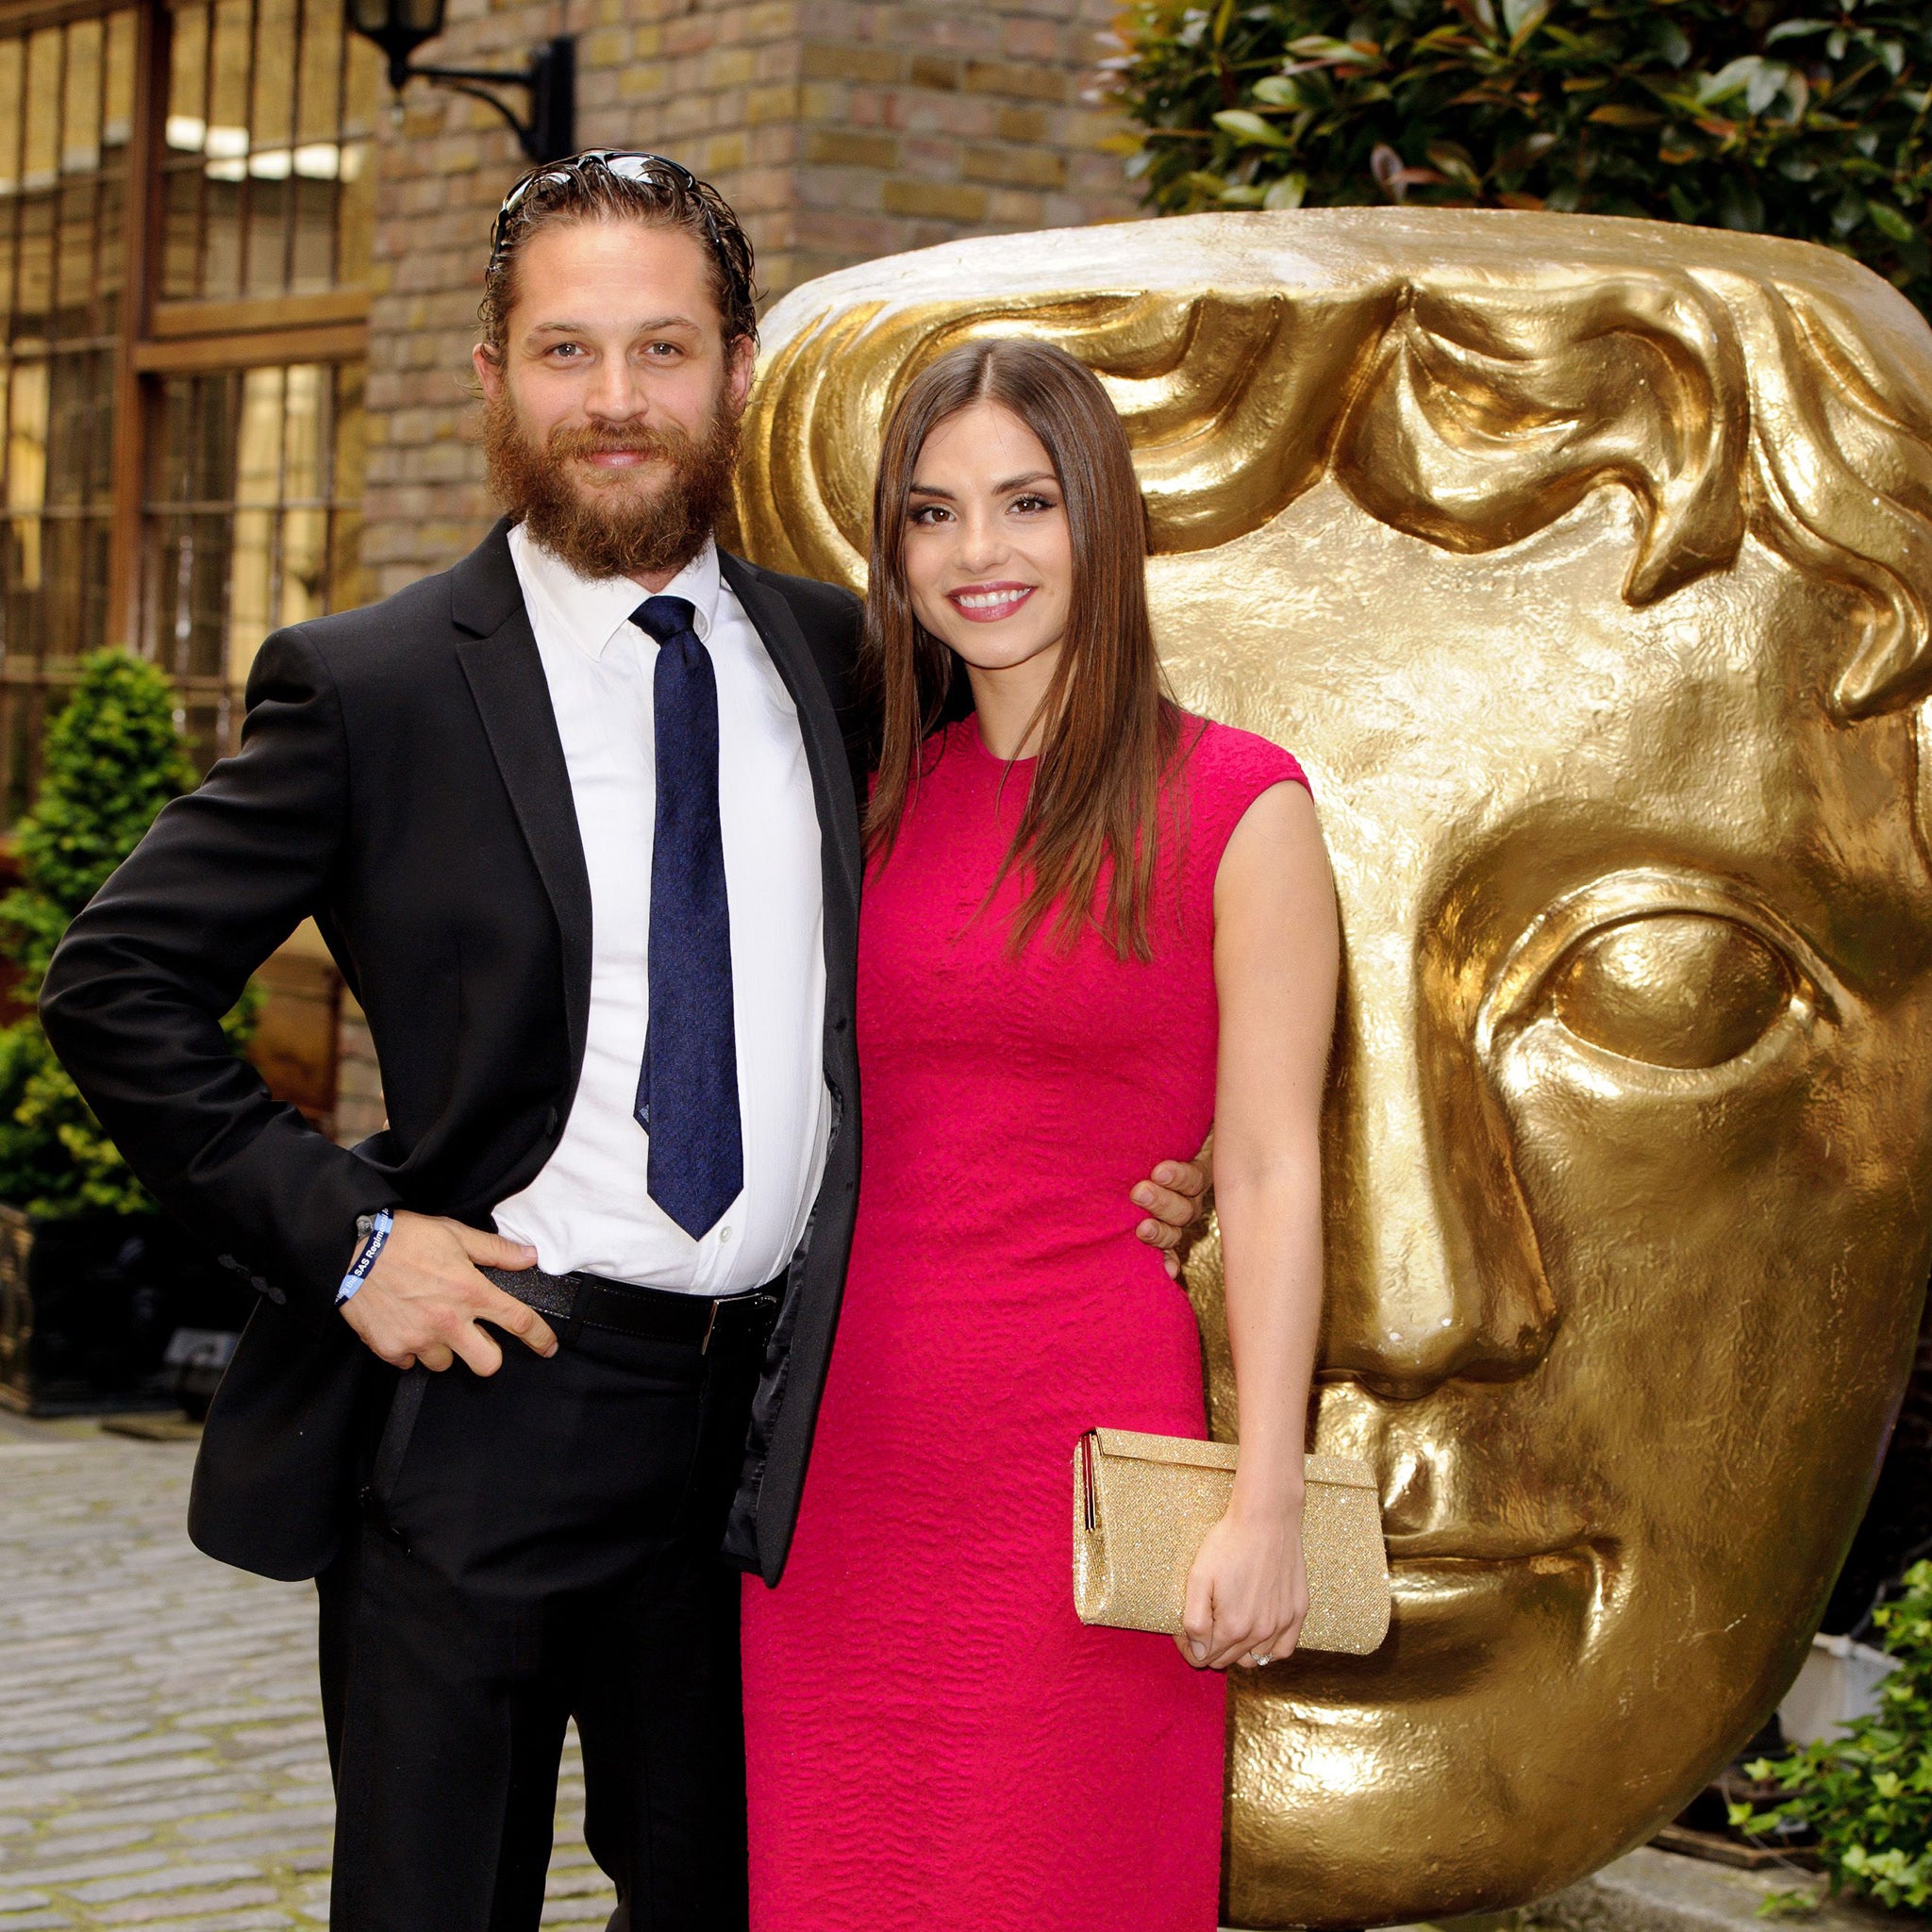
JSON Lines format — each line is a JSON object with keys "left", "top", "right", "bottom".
{"left": 631, "top": 595, "right": 699, "bottom": 645}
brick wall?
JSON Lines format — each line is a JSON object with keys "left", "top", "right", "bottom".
{"left": 782, "top": 2, "right": 1139, "bottom": 291}
{"left": 331, "top": 991, "right": 386, "bottom": 1148}
{"left": 345, "top": 0, "right": 1138, "bottom": 1125}
{"left": 361, "top": 0, "right": 1139, "bottom": 598}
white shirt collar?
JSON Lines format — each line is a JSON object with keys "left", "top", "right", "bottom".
{"left": 508, "top": 524, "right": 723, "bottom": 658}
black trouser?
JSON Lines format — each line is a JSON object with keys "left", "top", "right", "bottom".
{"left": 316, "top": 1311, "right": 762, "bottom": 1932}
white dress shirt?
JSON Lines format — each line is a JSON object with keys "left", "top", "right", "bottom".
{"left": 493, "top": 525, "right": 831, "bottom": 1294}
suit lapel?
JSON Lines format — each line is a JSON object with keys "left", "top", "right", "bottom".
{"left": 449, "top": 533, "right": 852, "bottom": 1097}
{"left": 719, "top": 551, "right": 863, "bottom": 921}
{"left": 452, "top": 525, "right": 593, "bottom": 1086}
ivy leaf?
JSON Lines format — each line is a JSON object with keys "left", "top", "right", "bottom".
{"left": 1869, "top": 202, "right": 1918, "bottom": 242}
{"left": 1263, "top": 172, "right": 1308, "bottom": 208}
{"left": 1251, "top": 74, "right": 1305, "bottom": 106}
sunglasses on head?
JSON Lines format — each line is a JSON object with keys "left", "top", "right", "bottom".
{"left": 489, "top": 150, "right": 720, "bottom": 265}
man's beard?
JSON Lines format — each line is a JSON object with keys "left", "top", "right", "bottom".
{"left": 482, "top": 385, "right": 741, "bottom": 581}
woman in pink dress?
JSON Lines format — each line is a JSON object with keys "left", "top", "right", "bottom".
{"left": 739, "top": 339, "right": 1337, "bottom": 1931}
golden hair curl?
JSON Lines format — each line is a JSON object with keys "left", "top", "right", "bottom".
{"left": 731, "top": 256, "right": 1932, "bottom": 722}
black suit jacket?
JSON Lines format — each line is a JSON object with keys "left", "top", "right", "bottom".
{"left": 40, "top": 521, "right": 865, "bottom": 1586}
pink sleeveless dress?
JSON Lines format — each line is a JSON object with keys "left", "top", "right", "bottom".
{"left": 740, "top": 713, "right": 1310, "bottom": 1932}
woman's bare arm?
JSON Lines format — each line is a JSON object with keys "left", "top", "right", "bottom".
{"left": 1179, "top": 778, "right": 1339, "bottom": 1670}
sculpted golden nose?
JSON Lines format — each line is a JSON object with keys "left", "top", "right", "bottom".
{"left": 1317, "top": 988, "right": 1557, "bottom": 1401}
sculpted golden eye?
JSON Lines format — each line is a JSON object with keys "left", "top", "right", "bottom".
{"left": 1546, "top": 913, "right": 1793, "bottom": 1070}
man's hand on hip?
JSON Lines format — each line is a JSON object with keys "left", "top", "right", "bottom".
{"left": 338, "top": 1211, "right": 556, "bottom": 1374}
{"left": 1132, "top": 1129, "right": 1214, "bottom": 1280}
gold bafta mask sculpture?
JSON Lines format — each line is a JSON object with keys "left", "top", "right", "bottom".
{"left": 730, "top": 210, "right": 1932, "bottom": 1927}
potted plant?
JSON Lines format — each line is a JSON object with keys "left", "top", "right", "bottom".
{"left": 1735, "top": 1559, "right": 1932, "bottom": 1912}
{"left": 0, "top": 652, "right": 258, "bottom": 1414}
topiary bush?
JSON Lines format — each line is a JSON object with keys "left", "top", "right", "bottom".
{"left": 1103, "top": 0, "right": 1932, "bottom": 313}
{"left": 1732, "top": 1559, "right": 1932, "bottom": 1911}
{"left": 0, "top": 651, "right": 255, "bottom": 1222}
{"left": 1, "top": 649, "right": 196, "bottom": 991}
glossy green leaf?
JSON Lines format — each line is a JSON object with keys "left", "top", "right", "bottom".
{"left": 1213, "top": 108, "right": 1293, "bottom": 144}
{"left": 1252, "top": 73, "right": 1306, "bottom": 106}
{"left": 1112, "top": 0, "right": 1932, "bottom": 317}
{"left": 1870, "top": 201, "right": 1918, "bottom": 242}
{"left": 1501, "top": 0, "right": 1547, "bottom": 47}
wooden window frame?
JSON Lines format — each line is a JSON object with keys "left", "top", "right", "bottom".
{"left": 0, "top": 0, "right": 370, "bottom": 656}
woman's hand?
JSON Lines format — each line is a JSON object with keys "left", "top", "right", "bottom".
{"left": 1177, "top": 1491, "right": 1307, "bottom": 1672}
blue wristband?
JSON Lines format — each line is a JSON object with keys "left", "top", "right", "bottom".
{"left": 337, "top": 1208, "right": 394, "bottom": 1307}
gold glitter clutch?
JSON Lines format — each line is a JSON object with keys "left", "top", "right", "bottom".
{"left": 1073, "top": 1428, "right": 1391, "bottom": 1656}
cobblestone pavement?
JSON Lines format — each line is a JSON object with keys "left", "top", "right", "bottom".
{"left": 0, "top": 1413, "right": 617, "bottom": 1930}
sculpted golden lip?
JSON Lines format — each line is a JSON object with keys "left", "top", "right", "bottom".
{"left": 1367, "top": 1556, "right": 1604, "bottom": 1667}
{"left": 1382, "top": 1541, "right": 1609, "bottom": 1629}
{"left": 1388, "top": 1548, "right": 1596, "bottom": 1584}
{"left": 1382, "top": 1528, "right": 1593, "bottom": 1564}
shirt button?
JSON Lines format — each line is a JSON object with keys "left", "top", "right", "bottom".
{"left": 718, "top": 1226, "right": 732, "bottom": 1244}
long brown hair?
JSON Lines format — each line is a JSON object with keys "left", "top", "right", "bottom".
{"left": 862, "top": 339, "right": 1181, "bottom": 958}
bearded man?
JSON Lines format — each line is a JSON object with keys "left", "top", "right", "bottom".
{"left": 37, "top": 154, "right": 1206, "bottom": 1931}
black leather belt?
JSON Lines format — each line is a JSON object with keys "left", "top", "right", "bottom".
{"left": 481, "top": 1265, "right": 780, "bottom": 1352}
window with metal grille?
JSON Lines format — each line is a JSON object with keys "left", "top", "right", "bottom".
{"left": 0, "top": 9, "right": 137, "bottom": 819}
{"left": 144, "top": 358, "right": 365, "bottom": 763}
{"left": 0, "top": 0, "right": 376, "bottom": 818}
{"left": 158, "top": 0, "right": 377, "bottom": 306}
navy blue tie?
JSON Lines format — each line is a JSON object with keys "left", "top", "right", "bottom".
{"left": 632, "top": 595, "right": 742, "bottom": 1240}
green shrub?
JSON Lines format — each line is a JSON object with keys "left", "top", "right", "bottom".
{"left": 1731, "top": 1559, "right": 1932, "bottom": 1911}
{"left": 1104, "top": 0, "right": 1932, "bottom": 313}
{"left": 0, "top": 651, "right": 256, "bottom": 1222}
{"left": 1, "top": 651, "right": 196, "bottom": 993}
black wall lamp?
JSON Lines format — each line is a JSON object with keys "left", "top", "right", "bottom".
{"left": 345, "top": 0, "right": 575, "bottom": 163}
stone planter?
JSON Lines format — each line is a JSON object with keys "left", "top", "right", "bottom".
{"left": 1782, "top": 1632, "right": 1894, "bottom": 1746}
{"left": 0, "top": 1206, "right": 254, "bottom": 1416}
